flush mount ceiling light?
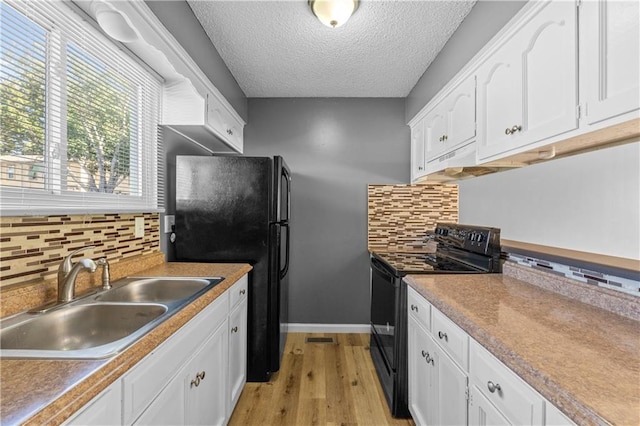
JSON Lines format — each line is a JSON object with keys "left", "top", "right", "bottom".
{"left": 309, "top": 0, "right": 359, "bottom": 28}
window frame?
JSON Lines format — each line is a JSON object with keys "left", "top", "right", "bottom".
{"left": 0, "top": 0, "right": 163, "bottom": 215}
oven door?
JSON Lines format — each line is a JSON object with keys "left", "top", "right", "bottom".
{"left": 370, "top": 256, "right": 400, "bottom": 371}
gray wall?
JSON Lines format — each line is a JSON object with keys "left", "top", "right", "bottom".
{"left": 146, "top": 0, "right": 248, "bottom": 121}
{"left": 405, "top": 0, "right": 526, "bottom": 122}
{"left": 244, "top": 98, "right": 408, "bottom": 325}
{"left": 159, "top": 128, "right": 214, "bottom": 259}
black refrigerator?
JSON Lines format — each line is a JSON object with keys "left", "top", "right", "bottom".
{"left": 174, "top": 155, "right": 291, "bottom": 382}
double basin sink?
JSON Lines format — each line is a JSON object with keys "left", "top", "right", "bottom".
{"left": 0, "top": 277, "right": 224, "bottom": 359}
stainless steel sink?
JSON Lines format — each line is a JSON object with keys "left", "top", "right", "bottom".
{"left": 95, "top": 277, "right": 223, "bottom": 303}
{"left": 0, "top": 303, "right": 167, "bottom": 358}
{"left": 0, "top": 276, "right": 224, "bottom": 359}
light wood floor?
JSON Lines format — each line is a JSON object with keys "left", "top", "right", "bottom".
{"left": 229, "top": 333, "right": 415, "bottom": 426}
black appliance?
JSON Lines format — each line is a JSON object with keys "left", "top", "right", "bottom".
{"left": 369, "top": 223, "right": 502, "bottom": 417}
{"left": 174, "top": 155, "right": 291, "bottom": 382}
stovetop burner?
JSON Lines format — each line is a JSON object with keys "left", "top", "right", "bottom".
{"left": 372, "top": 223, "right": 503, "bottom": 276}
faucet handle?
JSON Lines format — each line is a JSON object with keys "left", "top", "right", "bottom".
{"left": 59, "top": 246, "right": 96, "bottom": 275}
{"left": 97, "top": 257, "right": 111, "bottom": 290}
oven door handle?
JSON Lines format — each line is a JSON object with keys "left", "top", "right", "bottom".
{"left": 370, "top": 257, "right": 396, "bottom": 282}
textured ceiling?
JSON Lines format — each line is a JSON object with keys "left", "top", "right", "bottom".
{"left": 186, "top": 0, "right": 476, "bottom": 98}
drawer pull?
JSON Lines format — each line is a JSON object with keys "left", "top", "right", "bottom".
{"left": 240, "top": 289, "right": 246, "bottom": 295}
{"left": 438, "top": 331, "right": 448, "bottom": 341}
{"left": 191, "top": 370, "right": 206, "bottom": 388}
{"left": 487, "top": 381, "right": 501, "bottom": 393}
{"left": 425, "top": 353, "right": 434, "bottom": 366}
{"left": 421, "top": 350, "right": 427, "bottom": 358}
{"left": 411, "top": 304, "right": 418, "bottom": 312}
{"left": 231, "top": 326, "right": 238, "bottom": 333}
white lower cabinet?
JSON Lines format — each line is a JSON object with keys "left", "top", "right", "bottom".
{"left": 407, "top": 286, "right": 575, "bottom": 426}
{"left": 67, "top": 274, "right": 248, "bottom": 426}
{"left": 408, "top": 301, "right": 467, "bottom": 425}
{"left": 64, "top": 380, "right": 122, "bottom": 425}
{"left": 468, "top": 384, "right": 510, "bottom": 426}
{"left": 228, "top": 290, "right": 248, "bottom": 413}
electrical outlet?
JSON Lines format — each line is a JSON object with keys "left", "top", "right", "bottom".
{"left": 134, "top": 217, "right": 144, "bottom": 238}
{"left": 164, "top": 215, "right": 175, "bottom": 234}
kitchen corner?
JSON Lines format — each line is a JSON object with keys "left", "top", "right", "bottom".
{"left": 0, "top": 257, "right": 252, "bottom": 425}
{"left": 405, "top": 261, "right": 640, "bottom": 425}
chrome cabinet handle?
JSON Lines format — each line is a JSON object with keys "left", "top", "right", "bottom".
{"left": 240, "top": 289, "right": 246, "bottom": 295}
{"left": 438, "top": 331, "right": 448, "bottom": 341}
{"left": 425, "top": 352, "right": 434, "bottom": 365}
{"left": 417, "top": 167, "right": 423, "bottom": 171}
{"left": 505, "top": 125, "right": 522, "bottom": 135}
{"left": 191, "top": 371, "right": 206, "bottom": 388}
{"left": 487, "top": 381, "right": 501, "bottom": 393}
{"left": 231, "top": 326, "right": 238, "bottom": 333}
{"left": 227, "top": 129, "right": 233, "bottom": 135}
{"left": 421, "top": 350, "right": 427, "bottom": 357}
{"left": 411, "top": 304, "right": 418, "bottom": 312}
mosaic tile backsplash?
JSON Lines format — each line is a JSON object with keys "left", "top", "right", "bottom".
{"left": 368, "top": 183, "right": 458, "bottom": 251}
{"left": 0, "top": 213, "right": 160, "bottom": 288}
{"left": 507, "top": 253, "right": 640, "bottom": 296}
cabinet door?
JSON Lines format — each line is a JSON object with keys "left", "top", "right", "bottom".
{"left": 518, "top": 0, "right": 578, "bottom": 145}
{"left": 445, "top": 75, "right": 476, "bottom": 152}
{"left": 478, "top": 0, "right": 577, "bottom": 160}
{"left": 582, "top": 0, "right": 640, "bottom": 124}
{"left": 133, "top": 377, "right": 185, "bottom": 426}
{"left": 468, "top": 385, "right": 510, "bottom": 426}
{"left": 65, "top": 380, "right": 122, "bottom": 426}
{"left": 476, "top": 43, "right": 523, "bottom": 160}
{"left": 432, "top": 342, "right": 468, "bottom": 426}
{"left": 408, "top": 318, "right": 437, "bottom": 426}
{"left": 185, "top": 320, "right": 229, "bottom": 426}
{"left": 228, "top": 297, "right": 247, "bottom": 414}
{"left": 424, "top": 108, "right": 448, "bottom": 163}
{"left": 411, "top": 120, "right": 426, "bottom": 181}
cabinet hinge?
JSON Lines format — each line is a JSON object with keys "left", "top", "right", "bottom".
{"left": 465, "top": 387, "right": 470, "bottom": 402}
{"left": 576, "top": 104, "right": 581, "bottom": 120}
{"left": 576, "top": 0, "right": 581, "bottom": 8}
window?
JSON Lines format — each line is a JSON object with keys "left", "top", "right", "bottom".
{"left": 0, "top": 0, "right": 162, "bottom": 214}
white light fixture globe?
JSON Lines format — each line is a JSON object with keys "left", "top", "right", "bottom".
{"left": 309, "top": 0, "right": 359, "bottom": 28}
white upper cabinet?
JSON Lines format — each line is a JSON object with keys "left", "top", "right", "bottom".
{"left": 411, "top": 120, "right": 427, "bottom": 182}
{"left": 425, "top": 75, "right": 476, "bottom": 164}
{"left": 477, "top": 0, "right": 578, "bottom": 161}
{"left": 581, "top": 0, "right": 640, "bottom": 125}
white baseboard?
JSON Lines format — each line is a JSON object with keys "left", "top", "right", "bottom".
{"left": 286, "top": 323, "right": 371, "bottom": 333}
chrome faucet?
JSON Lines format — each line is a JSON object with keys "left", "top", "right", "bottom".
{"left": 57, "top": 246, "right": 97, "bottom": 303}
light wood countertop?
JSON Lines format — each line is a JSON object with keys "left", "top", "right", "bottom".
{"left": 0, "top": 262, "right": 252, "bottom": 426}
{"left": 405, "top": 266, "right": 640, "bottom": 426}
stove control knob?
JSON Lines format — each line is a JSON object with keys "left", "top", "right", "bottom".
{"left": 476, "top": 234, "right": 484, "bottom": 243}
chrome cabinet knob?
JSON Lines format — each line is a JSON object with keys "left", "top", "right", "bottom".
{"left": 411, "top": 304, "right": 418, "bottom": 312}
{"left": 487, "top": 381, "right": 501, "bottom": 393}
{"left": 425, "top": 353, "right": 434, "bottom": 365}
{"left": 438, "top": 331, "right": 448, "bottom": 341}
{"left": 240, "top": 289, "right": 246, "bottom": 295}
{"left": 227, "top": 129, "right": 233, "bottom": 135}
{"left": 231, "top": 326, "right": 238, "bottom": 333}
{"left": 421, "top": 350, "right": 427, "bottom": 357}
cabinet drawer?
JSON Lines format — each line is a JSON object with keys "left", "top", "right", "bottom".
{"left": 229, "top": 275, "right": 248, "bottom": 310}
{"left": 469, "top": 339, "right": 544, "bottom": 425}
{"left": 431, "top": 306, "right": 468, "bottom": 371}
{"left": 122, "top": 292, "right": 229, "bottom": 424}
{"left": 407, "top": 286, "right": 431, "bottom": 331}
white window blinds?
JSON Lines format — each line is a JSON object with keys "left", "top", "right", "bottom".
{"left": 0, "top": 0, "right": 163, "bottom": 214}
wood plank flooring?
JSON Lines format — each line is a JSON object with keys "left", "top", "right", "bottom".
{"left": 229, "top": 333, "right": 415, "bottom": 426}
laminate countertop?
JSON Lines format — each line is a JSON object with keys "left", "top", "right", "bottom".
{"left": 0, "top": 262, "right": 252, "bottom": 426}
{"left": 405, "top": 265, "right": 640, "bottom": 426}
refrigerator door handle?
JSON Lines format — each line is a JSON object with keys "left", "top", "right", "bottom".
{"left": 280, "top": 222, "right": 290, "bottom": 279}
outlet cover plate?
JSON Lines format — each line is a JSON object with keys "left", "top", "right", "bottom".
{"left": 134, "top": 217, "right": 144, "bottom": 238}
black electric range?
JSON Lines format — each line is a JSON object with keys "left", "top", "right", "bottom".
{"left": 369, "top": 223, "right": 502, "bottom": 418}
